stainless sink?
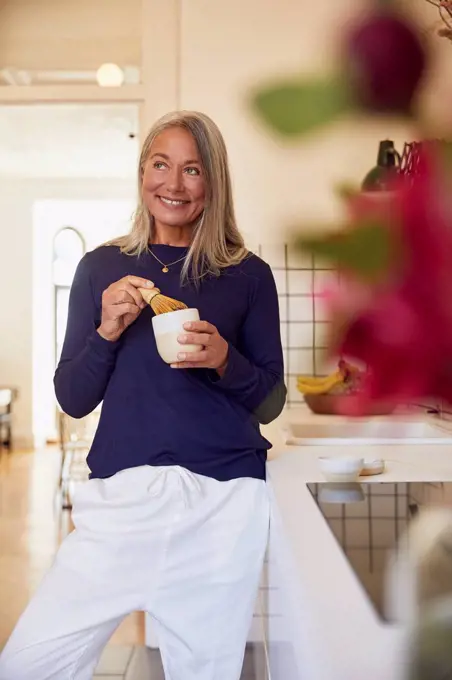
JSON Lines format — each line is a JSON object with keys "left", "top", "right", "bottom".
{"left": 283, "top": 418, "right": 452, "bottom": 446}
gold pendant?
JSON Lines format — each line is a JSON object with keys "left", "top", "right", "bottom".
{"left": 162, "top": 266, "right": 169, "bottom": 273}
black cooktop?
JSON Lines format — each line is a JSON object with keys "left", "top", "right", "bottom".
{"left": 307, "top": 481, "right": 452, "bottom": 621}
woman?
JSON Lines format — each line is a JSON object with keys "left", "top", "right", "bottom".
{"left": 0, "top": 111, "right": 286, "bottom": 680}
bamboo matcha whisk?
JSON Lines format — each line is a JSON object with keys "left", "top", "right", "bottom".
{"left": 138, "top": 287, "right": 188, "bottom": 315}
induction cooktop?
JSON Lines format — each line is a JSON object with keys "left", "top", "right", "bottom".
{"left": 307, "top": 481, "right": 452, "bottom": 621}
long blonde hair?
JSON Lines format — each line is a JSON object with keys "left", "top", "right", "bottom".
{"left": 108, "top": 110, "right": 248, "bottom": 283}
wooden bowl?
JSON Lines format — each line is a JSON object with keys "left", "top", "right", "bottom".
{"left": 304, "top": 393, "right": 396, "bottom": 416}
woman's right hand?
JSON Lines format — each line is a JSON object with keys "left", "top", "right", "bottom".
{"left": 97, "top": 275, "right": 154, "bottom": 342}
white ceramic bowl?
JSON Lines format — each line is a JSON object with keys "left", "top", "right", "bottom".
{"left": 152, "top": 308, "right": 202, "bottom": 364}
{"left": 318, "top": 456, "right": 364, "bottom": 483}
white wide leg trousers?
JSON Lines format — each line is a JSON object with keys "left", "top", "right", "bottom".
{"left": 0, "top": 465, "right": 270, "bottom": 680}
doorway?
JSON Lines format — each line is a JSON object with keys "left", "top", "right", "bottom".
{"left": 0, "top": 103, "right": 140, "bottom": 448}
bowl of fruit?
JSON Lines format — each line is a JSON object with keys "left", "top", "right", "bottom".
{"left": 297, "top": 359, "right": 395, "bottom": 416}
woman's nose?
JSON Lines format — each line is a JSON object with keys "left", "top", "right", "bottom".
{"left": 166, "top": 167, "right": 184, "bottom": 192}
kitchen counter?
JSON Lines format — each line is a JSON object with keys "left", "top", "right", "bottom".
{"left": 262, "top": 407, "right": 452, "bottom": 680}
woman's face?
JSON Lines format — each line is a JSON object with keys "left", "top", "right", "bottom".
{"left": 142, "top": 127, "right": 206, "bottom": 231}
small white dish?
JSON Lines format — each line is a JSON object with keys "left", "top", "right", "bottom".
{"left": 361, "top": 458, "right": 385, "bottom": 476}
{"left": 152, "top": 308, "right": 202, "bottom": 364}
{"left": 318, "top": 456, "right": 364, "bottom": 483}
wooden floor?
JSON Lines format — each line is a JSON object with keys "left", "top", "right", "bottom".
{"left": 0, "top": 446, "right": 144, "bottom": 651}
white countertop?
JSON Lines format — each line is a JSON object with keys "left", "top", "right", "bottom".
{"left": 262, "top": 407, "right": 452, "bottom": 680}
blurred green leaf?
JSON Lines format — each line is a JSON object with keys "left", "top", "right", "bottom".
{"left": 296, "top": 220, "right": 396, "bottom": 281}
{"left": 251, "top": 78, "right": 351, "bottom": 137}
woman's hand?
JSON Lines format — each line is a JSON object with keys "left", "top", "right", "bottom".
{"left": 172, "top": 320, "right": 229, "bottom": 375}
{"left": 97, "top": 275, "right": 154, "bottom": 342}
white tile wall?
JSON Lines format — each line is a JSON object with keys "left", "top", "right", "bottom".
{"left": 287, "top": 297, "right": 312, "bottom": 322}
{"left": 313, "top": 322, "right": 329, "bottom": 349}
{"left": 314, "top": 350, "right": 337, "bottom": 376}
{"left": 287, "top": 349, "right": 315, "bottom": 375}
{"left": 266, "top": 243, "right": 442, "bottom": 414}
{"left": 343, "top": 519, "right": 369, "bottom": 546}
{"left": 373, "top": 520, "right": 398, "bottom": 548}
{"left": 371, "top": 495, "right": 396, "bottom": 518}
{"left": 287, "top": 323, "right": 313, "bottom": 348}
{"left": 287, "top": 376, "right": 304, "bottom": 405}
{"left": 313, "top": 294, "right": 331, "bottom": 322}
{"left": 287, "top": 270, "right": 312, "bottom": 295}
{"left": 273, "top": 269, "right": 286, "bottom": 296}
{"left": 262, "top": 243, "right": 335, "bottom": 405}
{"left": 280, "top": 323, "right": 288, "bottom": 348}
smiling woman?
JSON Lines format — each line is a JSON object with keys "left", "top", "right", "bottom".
{"left": 0, "top": 111, "right": 286, "bottom": 680}
{"left": 110, "top": 110, "right": 248, "bottom": 283}
{"left": 143, "top": 128, "right": 206, "bottom": 235}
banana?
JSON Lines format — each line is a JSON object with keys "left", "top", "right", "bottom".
{"left": 297, "top": 370, "right": 344, "bottom": 395}
{"left": 297, "top": 371, "right": 342, "bottom": 388}
{"left": 297, "top": 373, "right": 338, "bottom": 387}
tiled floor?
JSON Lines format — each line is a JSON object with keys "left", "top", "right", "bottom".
{"left": 94, "top": 643, "right": 263, "bottom": 679}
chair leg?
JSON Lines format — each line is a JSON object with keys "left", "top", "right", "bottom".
{"left": 5, "top": 424, "right": 11, "bottom": 452}
{"left": 0, "top": 421, "right": 12, "bottom": 451}
{"left": 59, "top": 449, "right": 74, "bottom": 511}
{"left": 0, "top": 423, "right": 7, "bottom": 451}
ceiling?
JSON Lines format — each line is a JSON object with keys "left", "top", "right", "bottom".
{"left": 0, "top": 103, "right": 140, "bottom": 178}
{"left": 0, "top": 0, "right": 141, "bottom": 71}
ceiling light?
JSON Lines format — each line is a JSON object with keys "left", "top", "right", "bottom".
{"left": 96, "top": 63, "right": 124, "bottom": 88}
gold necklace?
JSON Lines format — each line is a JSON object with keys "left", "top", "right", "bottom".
{"left": 149, "top": 248, "right": 187, "bottom": 273}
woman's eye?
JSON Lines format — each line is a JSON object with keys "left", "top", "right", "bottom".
{"left": 154, "top": 161, "right": 166, "bottom": 170}
{"left": 185, "top": 167, "right": 200, "bottom": 176}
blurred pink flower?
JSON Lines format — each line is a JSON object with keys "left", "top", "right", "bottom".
{"left": 344, "top": 9, "right": 426, "bottom": 114}
{"left": 329, "top": 145, "right": 452, "bottom": 413}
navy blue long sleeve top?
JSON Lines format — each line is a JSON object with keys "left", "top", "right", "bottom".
{"left": 54, "top": 244, "right": 286, "bottom": 482}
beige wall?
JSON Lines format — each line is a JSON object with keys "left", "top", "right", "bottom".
{"left": 177, "top": 0, "right": 414, "bottom": 246}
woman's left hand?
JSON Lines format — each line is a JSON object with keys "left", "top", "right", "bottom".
{"left": 172, "top": 320, "right": 229, "bottom": 375}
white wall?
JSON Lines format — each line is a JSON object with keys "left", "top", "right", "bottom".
{"left": 0, "top": 104, "right": 139, "bottom": 178}
{"left": 0, "top": 178, "right": 136, "bottom": 448}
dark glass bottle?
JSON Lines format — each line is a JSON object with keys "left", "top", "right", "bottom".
{"left": 361, "top": 139, "right": 401, "bottom": 191}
